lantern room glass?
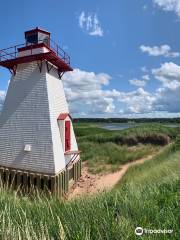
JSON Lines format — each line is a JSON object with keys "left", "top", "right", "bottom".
{"left": 26, "top": 31, "right": 50, "bottom": 47}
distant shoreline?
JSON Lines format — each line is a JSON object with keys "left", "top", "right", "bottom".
{"left": 73, "top": 117, "right": 180, "bottom": 124}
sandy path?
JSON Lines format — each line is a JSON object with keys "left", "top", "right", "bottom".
{"left": 67, "top": 153, "right": 156, "bottom": 200}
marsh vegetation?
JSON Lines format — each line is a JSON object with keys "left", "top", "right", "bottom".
{"left": 0, "top": 123, "right": 179, "bottom": 239}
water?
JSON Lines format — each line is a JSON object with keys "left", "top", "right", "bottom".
{"left": 100, "top": 123, "right": 180, "bottom": 131}
{"left": 163, "top": 124, "right": 180, "bottom": 128}
{"left": 100, "top": 123, "right": 136, "bottom": 130}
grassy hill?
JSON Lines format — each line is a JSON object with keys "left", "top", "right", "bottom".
{"left": 0, "top": 124, "right": 179, "bottom": 239}
{"left": 75, "top": 123, "right": 179, "bottom": 173}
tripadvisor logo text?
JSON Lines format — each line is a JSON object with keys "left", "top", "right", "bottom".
{"left": 135, "top": 227, "right": 173, "bottom": 236}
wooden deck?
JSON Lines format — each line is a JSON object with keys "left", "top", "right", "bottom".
{"left": 0, "top": 158, "right": 81, "bottom": 198}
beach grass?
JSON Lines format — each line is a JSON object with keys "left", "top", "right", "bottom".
{"left": 0, "top": 123, "right": 179, "bottom": 239}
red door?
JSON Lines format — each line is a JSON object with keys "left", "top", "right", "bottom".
{"left": 65, "top": 121, "right": 71, "bottom": 152}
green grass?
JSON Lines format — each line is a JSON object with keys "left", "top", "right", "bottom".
{"left": 76, "top": 123, "right": 180, "bottom": 173}
{"left": 74, "top": 123, "right": 180, "bottom": 140}
{"left": 117, "top": 142, "right": 179, "bottom": 187}
{"left": 80, "top": 142, "right": 159, "bottom": 173}
{"left": 0, "top": 139, "right": 179, "bottom": 239}
{"left": 0, "top": 123, "right": 179, "bottom": 239}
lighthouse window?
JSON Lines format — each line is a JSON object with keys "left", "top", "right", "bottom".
{"left": 42, "top": 37, "right": 49, "bottom": 46}
{"left": 26, "top": 34, "right": 38, "bottom": 45}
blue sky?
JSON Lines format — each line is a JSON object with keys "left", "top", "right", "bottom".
{"left": 0, "top": 0, "right": 180, "bottom": 118}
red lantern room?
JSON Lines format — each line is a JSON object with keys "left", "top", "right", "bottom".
{"left": 25, "top": 28, "right": 51, "bottom": 46}
{"left": 0, "top": 27, "right": 72, "bottom": 76}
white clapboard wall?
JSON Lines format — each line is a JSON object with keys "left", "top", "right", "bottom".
{"left": 0, "top": 61, "right": 78, "bottom": 174}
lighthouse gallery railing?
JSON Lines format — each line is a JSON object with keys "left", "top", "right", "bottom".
{"left": 0, "top": 39, "right": 70, "bottom": 65}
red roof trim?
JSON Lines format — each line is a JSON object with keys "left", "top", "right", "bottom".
{"left": 57, "top": 113, "right": 72, "bottom": 120}
{"left": 18, "top": 43, "right": 47, "bottom": 52}
{"left": 25, "top": 27, "right": 50, "bottom": 37}
{"left": 0, "top": 52, "right": 73, "bottom": 72}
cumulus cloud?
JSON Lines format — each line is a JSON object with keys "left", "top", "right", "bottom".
{"left": 152, "top": 62, "right": 180, "bottom": 113}
{"left": 118, "top": 88, "right": 155, "bottom": 114}
{"left": 153, "top": 0, "right": 180, "bottom": 17}
{"left": 78, "top": 11, "right": 104, "bottom": 37}
{"left": 142, "top": 75, "right": 150, "bottom": 80}
{"left": 155, "top": 86, "right": 180, "bottom": 112}
{"left": 152, "top": 62, "right": 180, "bottom": 89}
{"left": 62, "top": 69, "right": 156, "bottom": 116}
{"left": 1, "top": 65, "right": 180, "bottom": 117}
{"left": 140, "top": 45, "right": 180, "bottom": 57}
{"left": 129, "top": 75, "right": 149, "bottom": 87}
{"left": 62, "top": 69, "right": 118, "bottom": 116}
{"left": 61, "top": 64, "right": 180, "bottom": 117}
{"left": 129, "top": 79, "right": 147, "bottom": 87}
{"left": 62, "top": 64, "right": 180, "bottom": 117}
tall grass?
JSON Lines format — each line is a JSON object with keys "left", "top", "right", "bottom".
{"left": 0, "top": 136, "right": 179, "bottom": 239}
{"left": 74, "top": 123, "right": 180, "bottom": 140}
{"left": 80, "top": 142, "right": 159, "bottom": 173}
{"left": 0, "top": 124, "right": 179, "bottom": 239}
{"left": 77, "top": 124, "right": 179, "bottom": 173}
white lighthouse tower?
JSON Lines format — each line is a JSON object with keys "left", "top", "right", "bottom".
{"left": 0, "top": 28, "right": 81, "bottom": 196}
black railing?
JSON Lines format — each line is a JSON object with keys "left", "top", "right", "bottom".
{"left": 0, "top": 43, "right": 23, "bottom": 61}
{"left": 50, "top": 39, "right": 70, "bottom": 65}
{"left": 0, "top": 39, "right": 70, "bottom": 65}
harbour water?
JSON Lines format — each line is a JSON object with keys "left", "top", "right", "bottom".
{"left": 99, "top": 123, "right": 136, "bottom": 130}
{"left": 99, "top": 123, "right": 180, "bottom": 131}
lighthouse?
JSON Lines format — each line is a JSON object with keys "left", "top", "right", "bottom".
{"left": 0, "top": 28, "right": 81, "bottom": 196}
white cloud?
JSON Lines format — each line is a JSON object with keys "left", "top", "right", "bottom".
{"left": 152, "top": 62, "right": 180, "bottom": 113}
{"left": 78, "top": 11, "right": 104, "bottom": 37}
{"left": 127, "top": 62, "right": 180, "bottom": 115}
{"left": 140, "top": 44, "right": 180, "bottom": 57}
{"left": 129, "top": 79, "right": 147, "bottom": 87}
{"left": 118, "top": 88, "right": 155, "bottom": 114}
{"left": 63, "top": 69, "right": 117, "bottom": 116}
{"left": 129, "top": 75, "right": 149, "bottom": 87}
{"left": 62, "top": 69, "right": 156, "bottom": 116}
{"left": 1, "top": 66, "right": 180, "bottom": 117}
{"left": 153, "top": 0, "right": 180, "bottom": 17}
{"left": 152, "top": 62, "right": 180, "bottom": 89}
{"left": 155, "top": 86, "right": 180, "bottom": 112}
{"left": 62, "top": 65, "right": 180, "bottom": 117}
{"left": 142, "top": 75, "right": 150, "bottom": 80}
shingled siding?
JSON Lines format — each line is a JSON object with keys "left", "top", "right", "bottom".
{"left": 46, "top": 68, "right": 69, "bottom": 173}
{"left": 46, "top": 68, "right": 80, "bottom": 172}
{"left": 0, "top": 62, "right": 55, "bottom": 174}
